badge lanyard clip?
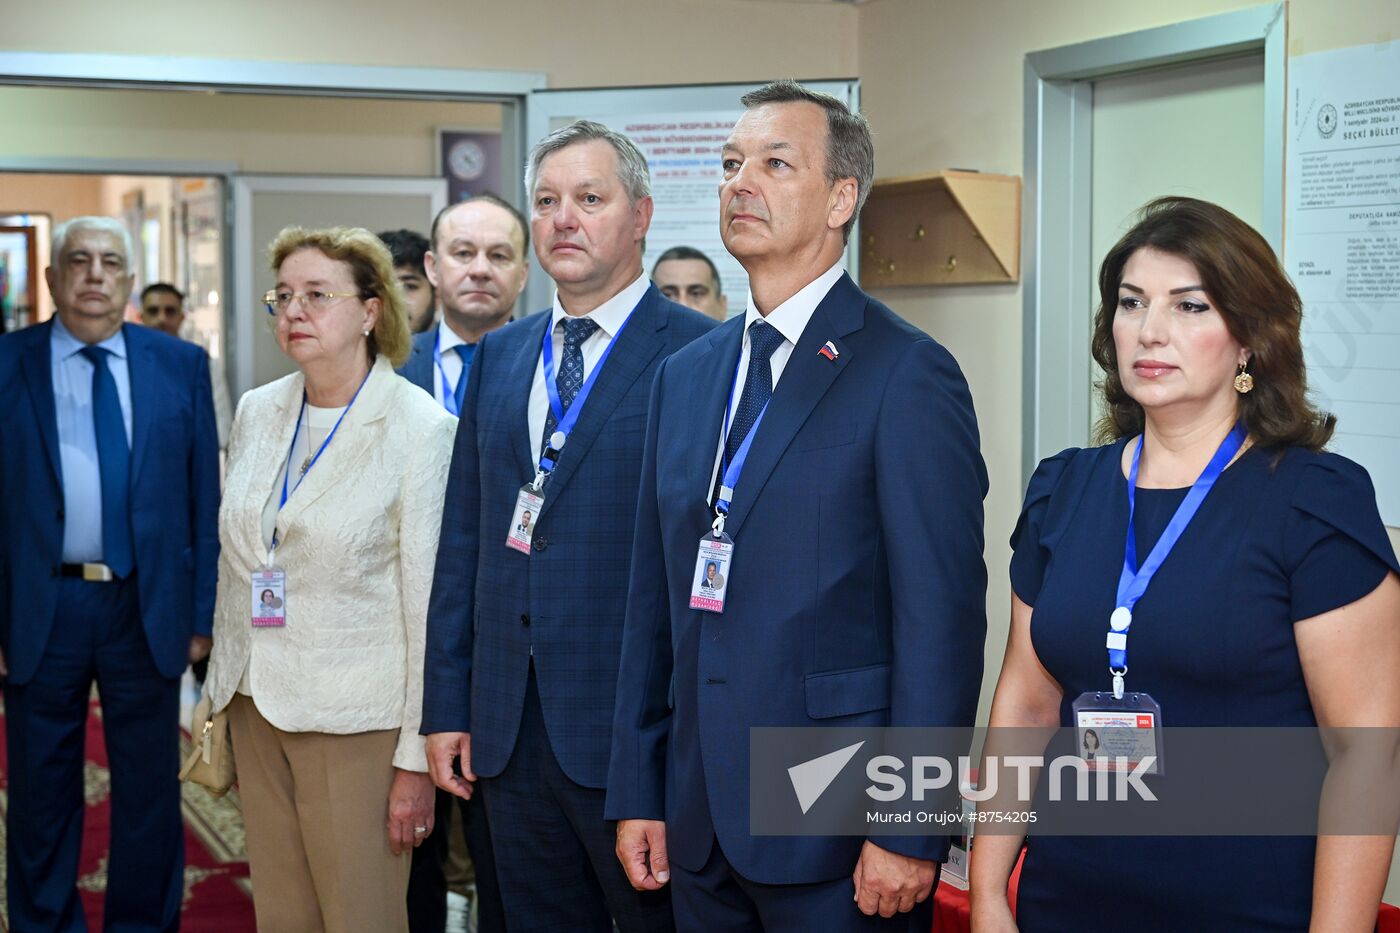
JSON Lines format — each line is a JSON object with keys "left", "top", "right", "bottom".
{"left": 531, "top": 432, "right": 566, "bottom": 492}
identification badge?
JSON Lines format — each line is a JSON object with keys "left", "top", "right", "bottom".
{"left": 1071, "top": 690, "right": 1164, "bottom": 775}
{"left": 506, "top": 486, "right": 544, "bottom": 554}
{"left": 689, "top": 533, "right": 733, "bottom": 613}
{"left": 251, "top": 567, "right": 286, "bottom": 627}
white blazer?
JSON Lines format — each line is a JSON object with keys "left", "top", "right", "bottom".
{"left": 205, "top": 356, "right": 455, "bottom": 771}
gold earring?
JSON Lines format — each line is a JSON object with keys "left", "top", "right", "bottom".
{"left": 1234, "top": 362, "right": 1254, "bottom": 394}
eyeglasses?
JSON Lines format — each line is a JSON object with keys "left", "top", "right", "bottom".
{"left": 263, "top": 289, "right": 363, "bottom": 316}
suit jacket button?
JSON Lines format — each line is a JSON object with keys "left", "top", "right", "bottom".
{"left": 52, "top": 564, "right": 61, "bottom": 577}
{"left": 532, "top": 537, "right": 547, "bottom": 552}
{"left": 56, "top": 507, "right": 65, "bottom": 521}
{"left": 520, "top": 613, "right": 531, "bottom": 626}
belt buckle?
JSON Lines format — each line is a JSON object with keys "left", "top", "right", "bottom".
{"left": 82, "top": 563, "right": 114, "bottom": 583}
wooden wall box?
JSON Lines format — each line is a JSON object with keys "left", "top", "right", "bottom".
{"left": 859, "top": 171, "right": 1021, "bottom": 286}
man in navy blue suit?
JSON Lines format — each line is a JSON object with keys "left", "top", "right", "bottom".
{"left": 606, "top": 81, "right": 989, "bottom": 930}
{"left": 421, "top": 121, "right": 716, "bottom": 933}
{"left": 397, "top": 195, "right": 530, "bottom": 416}
{"left": 396, "top": 201, "right": 523, "bottom": 933}
{"left": 0, "top": 216, "right": 220, "bottom": 931}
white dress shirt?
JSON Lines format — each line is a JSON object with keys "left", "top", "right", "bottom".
{"left": 51, "top": 316, "right": 133, "bottom": 563}
{"left": 712, "top": 260, "right": 845, "bottom": 486}
{"left": 431, "top": 320, "right": 469, "bottom": 409}
{"left": 527, "top": 272, "right": 650, "bottom": 458}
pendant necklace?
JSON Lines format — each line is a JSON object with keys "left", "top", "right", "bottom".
{"left": 299, "top": 412, "right": 322, "bottom": 476}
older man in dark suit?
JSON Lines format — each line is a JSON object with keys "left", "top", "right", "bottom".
{"left": 422, "top": 121, "right": 716, "bottom": 933}
{"left": 0, "top": 216, "right": 220, "bottom": 931}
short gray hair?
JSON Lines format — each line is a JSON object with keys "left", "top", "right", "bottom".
{"left": 525, "top": 120, "right": 652, "bottom": 205}
{"left": 52, "top": 216, "right": 135, "bottom": 268}
{"left": 739, "top": 80, "right": 874, "bottom": 244}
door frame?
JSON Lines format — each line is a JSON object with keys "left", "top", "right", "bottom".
{"left": 1020, "top": 4, "right": 1285, "bottom": 483}
{"left": 0, "top": 51, "right": 545, "bottom": 390}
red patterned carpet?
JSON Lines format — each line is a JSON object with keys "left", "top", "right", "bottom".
{"left": 0, "top": 695, "right": 256, "bottom": 931}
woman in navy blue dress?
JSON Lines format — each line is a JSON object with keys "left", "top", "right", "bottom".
{"left": 970, "top": 197, "right": 1400, "bottom": 932}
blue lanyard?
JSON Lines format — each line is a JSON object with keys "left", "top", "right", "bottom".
{"left": 537, "top": 306, "right": 636, "bottom": 473}
{"left": 278, "top": 368, "right": 372, "bottom": 517}
{"left": 712, "top": 340, "right": 774, "bottom": 524}
{"left": 1108, "top": 421, "right": 1247, "bottom": 676}
{"left": 432, "top": 330, "right": 460, "bottom": 417}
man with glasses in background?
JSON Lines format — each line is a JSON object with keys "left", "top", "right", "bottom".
{"left": 0, "top": 217, "right": 220, "bottom": 931}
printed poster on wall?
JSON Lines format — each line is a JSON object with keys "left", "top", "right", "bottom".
{"left": 1285, "top": 39, "right": 1400, "bottom": 525}
{"left": 618, "top": 112, "right": 746, "bottom": 313}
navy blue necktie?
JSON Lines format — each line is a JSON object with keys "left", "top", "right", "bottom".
{"left": 725, "top": 321, "right": 785, "bottom": 465}
{"left": 452, "top": 343, "right": 474, "bottom": 413}
{"left": 79, "top": 345, "right": 134, "bottom": 578}
{"left": 542, "top": 317, "right": 600, "bottom": 451}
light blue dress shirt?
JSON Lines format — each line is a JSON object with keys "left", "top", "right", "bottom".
{"left": 51, "top": 316, "right": 133, "bottom": 563}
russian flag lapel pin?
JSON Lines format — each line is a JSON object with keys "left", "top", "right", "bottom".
{"left": 818, "top": 340, "right": 839, "bottom": 361}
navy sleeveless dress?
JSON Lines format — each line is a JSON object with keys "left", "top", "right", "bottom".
{"left": 1009, "top": 441, "right": 1398, "bottom": 932}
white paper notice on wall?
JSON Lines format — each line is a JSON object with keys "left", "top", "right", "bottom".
{"left": 1286, "top": 40, "right": 1400, "bottom": 526}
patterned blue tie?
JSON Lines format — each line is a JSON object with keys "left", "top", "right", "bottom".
{"left": 542, "top": 317, "right": 600, "bottom": 451}
{"left": 79, "top": 345, "right": 134, "bottom": 577}
{"left": 725, "top": 321, "right": 785, "bottom": 465}
{"left": 452, "top": 343, "right": 474, "bottom": 413}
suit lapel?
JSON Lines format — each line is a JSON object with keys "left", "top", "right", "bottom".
{"left": 125, "top": 324, "right": 158, "bottom": 482}
{"left": 536, "top": 288, "right": 667, "bottom": 519}
{"left": 685, "top": 318, "right": 745, "bottom": 509}
{"left": 721, "top": 274, "right": 865, "bottom": 539}
{"left": 274, "top": 357, "right": 392, "bottom": 535}
{"left": 19, "top": 321, "right": 61, "bottom": 486}
{"left": 236, "top": 374, "right": 301, "bottom": 562}
{"left": 505, "top": 311, "right": 552, "bottom": 481}
{"left": 408, "top": 332, "right": 435, "bottom": 394}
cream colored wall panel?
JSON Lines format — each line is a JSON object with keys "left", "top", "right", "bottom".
{"left": 0, "top": 87, "right": 501, "bottom": 177}
{"left": 1, "top": 0, "right": 857, "bottom": 91}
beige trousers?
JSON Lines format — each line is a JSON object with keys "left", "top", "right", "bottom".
{"left": 227, "top": 693, "right": 409, "bottom": 933}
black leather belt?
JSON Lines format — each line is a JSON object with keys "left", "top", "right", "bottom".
{"left": 60, "top": 563, "right": 116, "bottom": 582}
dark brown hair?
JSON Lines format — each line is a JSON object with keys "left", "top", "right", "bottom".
{"left": 1091, "top": 196, "right": 1334, "bottom": 451}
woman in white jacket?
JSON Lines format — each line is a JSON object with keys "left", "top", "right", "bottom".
{"left": 205, "top": 226, "right": 455, "bottom": 932}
